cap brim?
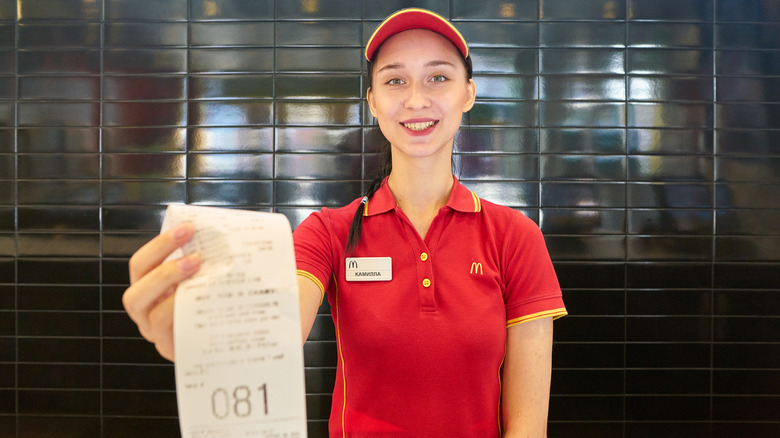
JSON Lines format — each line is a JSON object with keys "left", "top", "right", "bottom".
{"left": 365, "top": 8, "right": 469, "bottom": 62}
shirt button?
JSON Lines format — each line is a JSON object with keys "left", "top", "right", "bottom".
{"left": 422, "top": 278, "right": 431, "bottom": 288}
{"left": 420, "top": 252, "right": 428, "bottom": 261}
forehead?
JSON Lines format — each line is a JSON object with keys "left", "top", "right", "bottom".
{"left": 373, "top": 28, "right": 463, "bottom": 65}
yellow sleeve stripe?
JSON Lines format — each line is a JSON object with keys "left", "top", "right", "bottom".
{"left": 506, "top": 308, "right": 568, "bottom": 328}
{"left": 297, "top": 269, "right": 325, "bottom": 304}
{"left": 470, "top": 190, "right": 481, "bottom": 212}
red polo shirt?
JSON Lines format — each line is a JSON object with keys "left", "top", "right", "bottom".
{"left": 294, "top": 177, "right": 566, "bottom": 437}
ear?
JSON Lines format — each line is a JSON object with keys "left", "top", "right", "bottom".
{"left": 366, "top": 86, "right": 378, "bottom": 119}
{"left": 462, "top": 79, "right": 476, "bottom": 113}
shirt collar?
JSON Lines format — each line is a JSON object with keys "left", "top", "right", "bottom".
{"left": 364, "top": 175, "right": 481, "bottom": 216}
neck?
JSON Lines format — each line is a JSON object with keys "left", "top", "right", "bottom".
{"left": 386, "top": 154, "right": 454, "bottom": 213}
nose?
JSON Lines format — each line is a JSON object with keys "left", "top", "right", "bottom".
{"left": 404, "top": 82, "right": 430, "bottom": 110}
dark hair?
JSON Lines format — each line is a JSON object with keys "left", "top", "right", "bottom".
{"left": 345, "top": 48, "right": 473, "bottom": 253}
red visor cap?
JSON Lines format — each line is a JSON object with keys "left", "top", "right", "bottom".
{"left": 365, "top": 8, "right": 469, "bottom": 62}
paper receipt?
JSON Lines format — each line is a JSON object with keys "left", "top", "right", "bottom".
{"left": 161, "top": 205, "right": 307, "bottom": 438}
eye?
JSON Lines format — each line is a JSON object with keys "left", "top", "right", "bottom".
{"left": 386, "top": 78, "right": 404, "bottom": 86}
{"left": 431, "top": 74, "right": 448, "bottom": 83}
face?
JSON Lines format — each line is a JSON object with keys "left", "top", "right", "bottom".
{"left": 367, "top": 29, "right": 476, "bottom": 163}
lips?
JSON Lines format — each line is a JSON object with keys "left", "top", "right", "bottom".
{"left": 402, "top": 120, "right": 438, "bottom": 131}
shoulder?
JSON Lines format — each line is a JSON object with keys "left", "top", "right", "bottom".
{"left": 477, "top": 197, "right": 539, "bottom": 233}
{"left": 294, "top": 197, "right": 363, "bottom": 236}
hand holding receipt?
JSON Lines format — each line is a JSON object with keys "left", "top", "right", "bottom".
{"left": 161, "top": 205, "right": 307, "bottom": 438}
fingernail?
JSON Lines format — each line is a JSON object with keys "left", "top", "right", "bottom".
{"left": 173, "top": 223, "right": 194, "bottom": 241}
{"left": 177, "top": 253, "right": 201, "bottom": 272}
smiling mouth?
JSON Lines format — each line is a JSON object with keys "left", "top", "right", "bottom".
{"left": 402, "top": 121, "right": 438, "bottom": 131}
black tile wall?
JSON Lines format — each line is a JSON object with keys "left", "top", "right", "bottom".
{"left": 0, "top": 0, "right": 778, "bottom": 437}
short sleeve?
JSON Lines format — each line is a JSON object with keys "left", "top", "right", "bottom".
{"left": 293, "top": 210, "right": 334, "bottom": 300}
{"left": 502, "top": 212, "right": 567, "bottom": 327}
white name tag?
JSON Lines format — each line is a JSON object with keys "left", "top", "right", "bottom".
{"left": 345, "top": 257, "right": 392, "bottom": 282}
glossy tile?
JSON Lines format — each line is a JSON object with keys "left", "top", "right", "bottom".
{"left": 17, "top": 285, "right": 99, "bottom": 311}
{"left": 104, "top": 23, "right": 187, "bottom": 47}
{"left": 103, "top": 390, "right": 177, "bottom": 416}
{"left": 716, "top": 209, "right": 780, "bottom": 235}
{"left": 628, "top": 129, "right": 713, "bottom": 155}
{"left": 553, "top": 370, "right": 623, "bottom": 394}
{"left": 717, "top": 0, "right": 780, "bottom": 22}
{"left": 542, "top": 102, "right": 625, "bottom": 127}
{"left": 716, "top": 183, "right": 780, "bottom": 209}
{"left": 276, "top": 48, "right": 361, "bottom": 72}
{"left": 104, "top": 76, "right": 186, "bottom": 101}
{"left": 18, "top": 154, "right": 99, "bottom": 179}
{"left": 0, "top": 1, "right": 13, "bottom": 20}
{"left": 17, "top": 128, "right": 97, "bottom": 153}
{"left": 713, "top": 397, "right": 780, "bottom": 424}
{"left": 189, "top": 101, "right": 273, "bottom": 126}
{"left": 277, "top": 22, "right": 361, "bottom": 47}
{"left": 717, "top": 157, "right": 780, "bottom": 183}
{"left": 276, "top": 74, "right": 361, "bottom": 99}
{"left": 541, "top": 155, "right": 626, "bottom": 180}
{"left": 541, "top": 49, "right": 625, "bottom": 74}
{"left": 277, "top": 101, "right": 360, "bottom": 126}
{"left": 18, "top": 207, "right": 98, "bottom": 230}
{"left": 458, "top": 154, "right": 538, "bottom": 180}
{"left": 629, "top": 103, "right": 713, "bottom": 128}
{"left": 18, "top": 49, "right": 100, "bottom": 74}
{"left": 717, "top": 103, "right": 780, "bottom": 129}
{"left": 629, "top": 23, "right": 713, "bottom": 48}
{"left": 18, "top": 390, "right": 100, "bottom": 415}
{"left": 626, "top": 370, "right": 710, "bottom": 394}
{"left": 628, "top": 156, "right": 713, "bottom": 182}
{"left": 628, "top": 0, "right": 713, "bottom": 21}
{"left": 453, "top": 0, "right": 537, "bottom": 20}
{"left": 102, "top": 418, "right": 181, "bottom": 438}
{"left": 102, "top": 154, "right": 185, "bottom": 179}
{"left": 17, "top": 181, "right": 99, "bottom": 205}
{"left": 17, "top": 0, "right": 100, "bottom": 20}
{"left": 104, "top": 102, "right": 186, "bottom": 127}
{"left": 629, "top": 76, "right": 712, "bottom": 102}
{"left": 628, "top": 236, "right": 713, "bottom": 261}
{"left": 190, "top": 127, "right": 273, "bottom": 152}
{"left": 275, "top": 154, "right": 361, "bottom": 180}
{"left": 188, "top": 153, "right": 273, "bottom": 179}
{"left": 106, "top": 0, "right": 187, "bottom": 21}
{"left": 104, "top": 49, "right": 187, "bottom": 74}
{"left": 628, "top": 182, "right": 713, "bottom": 208}
{"left": 628, "top": 49, "right": 712, "bottom": 75}
{"left": 717, "top": 50, "right": 780, "bottom": 76}
{"left": 716, "top": 236, "right": 780, "bottom": 261}
{"left": 18, "top": 337, "right": 99, "bottom": 362}
{"left": 458, "top": 22, "right": 537, "bottom": 48}
{"left": 18, "top": 102, "right": 99, "bottom": 127}
{"left": 188, "top": 181, "right": 274, "bottom": 206}
{"left": 471, "top": 48, "right": 538, "bottom": 74}
{"left": 541, "top": 22, "right": 624, "bottom": 48}
{"left": 542, "top": 182, "right": 626, "bottom": 207}
{"left": 715, "top": 263, "right": 778, "bottom": 289}
{"left": 276, "top": 181, "right": 361, "bottom": 206}
{"left": 541, "top": 208, "right": 625, "bottom": 234}
{"left": 190, "top": 75, "right": 273, "bottom": 100}
{"left": 717, "top": 23, "right": 780, "bottom": 50}
{"left": 364, "top": 1, "right": 449, "bottom": 20}
{"left": 276, "top": 127, "right": 361, "bottom": 153}
{"left": 549, "top": 395, "right": 623, "bottom": 421}
{"left": 545, "top": 235, "right": 625, "bottom": 261}
{"left": 628, "top": 209, "right": 713, "bottom": 234}
{"left": 469, "top": 101, "right": 537, "bottom": 126}
{"left": 541, "top": 75, "right": 624, "bottom": 101}
{"left": 18, "top": 23, "right": 100, "bottom": 48}
{"left": 456, "top": 127, "right": 538, "bottom": 154}
{"left": 103, "top": 364, "right": 175, "bottom": 390}
{"left": 714, "top": 343, "right": 780, "bottom": 369}
{"left": 465, "top": 181, "right": 538, "bottom": 207}
{"left": 191, "top": 22, "right": 274, "bottom": 47}
{"left": 190, "top": 0, "right": 272, "bottom": 20}
{"left": 276, "top": 0, "right": 360, "bottom": 19}
{"left": 104, "top": 127, "right": 185, "bottom": 153}
{"left": 102, "top": 181, "right": 185, "bottom": 205}
{"left": 718, "top": 77, "right": 780, "bottom": 102}
{"left": 626, "top": 262, "right": 711, "bottom": 288}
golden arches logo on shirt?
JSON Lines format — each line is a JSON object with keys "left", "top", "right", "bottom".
{"left": 470, "top": 262, "right": 483, "bottom": 275}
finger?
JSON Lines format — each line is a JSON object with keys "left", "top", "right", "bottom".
{"left": 123, "top": 253, "right": 201, "bottom": 337}
{"left": 129, "top": 222, "right": 196, "bottom": 284}
{"left": 148, "top": 292, "right": 176, "bottom": 362}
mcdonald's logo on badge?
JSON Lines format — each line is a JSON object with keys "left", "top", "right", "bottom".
{"left": 470, "top": 262, "right": 483, "bottom": 275}
{"left": 345, "top": 257, "right": 392, "bottom": 282}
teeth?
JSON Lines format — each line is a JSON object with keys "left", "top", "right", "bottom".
{"left": 403, "top": 121, "right": 435, "bottom": 131}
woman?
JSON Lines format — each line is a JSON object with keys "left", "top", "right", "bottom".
{"left": 124, "top": 8, "right": 566, "bottom": 437}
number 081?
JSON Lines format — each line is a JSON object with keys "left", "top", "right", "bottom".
{"left": 211, "top": 384, "right": 268, "bottom": 419}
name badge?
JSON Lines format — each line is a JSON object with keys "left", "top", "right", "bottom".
{"left": 345, "top": 257, "right": 392, "bottom": 282}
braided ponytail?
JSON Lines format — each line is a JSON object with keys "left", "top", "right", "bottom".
{"left": 346, "top": 140, "right": 391, "bottom": 253}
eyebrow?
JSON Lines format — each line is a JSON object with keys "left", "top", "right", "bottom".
{"left": 375, "top": 60, "right": 458, "bottom": 75}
